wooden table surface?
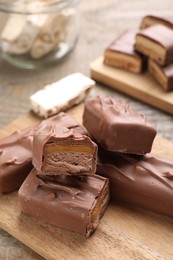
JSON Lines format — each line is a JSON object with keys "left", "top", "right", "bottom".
{"left": 1, "top": 0, "right": 173, "bottom": 259}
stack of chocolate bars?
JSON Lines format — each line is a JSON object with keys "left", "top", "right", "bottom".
{"left": 1, "top": 94, "right": 173, "bottom": 234}
{"left": 18, "top": 112, "right": 110, "bottom": 237}
{"left": 83, "top": 96, "right": 173, "bottom": 217}
{"left": 104, "top": 15, "right": 173, "bottom": 91}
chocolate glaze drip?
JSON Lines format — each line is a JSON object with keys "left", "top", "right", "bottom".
{"left": 83, "top": 96, "right": 156, "bottom": 154}
{"left": 97, "top": 150, "right": 173, "bottom": 217}
{"left": 19, "top": 168, "right": 109, "bottom": 237}
{"left": 0, "top": 126, "right": 34, "bottom": 194}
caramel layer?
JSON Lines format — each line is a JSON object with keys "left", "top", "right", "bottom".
{"left": 45, "top": 143, "right": 94, "bottom": 154}
{"left": 91, "top": 180, "right": 109, "bottom": 225}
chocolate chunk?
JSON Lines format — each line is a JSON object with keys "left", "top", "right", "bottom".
{"left": 18, "top": 168, "right": 109, "bottom": 237}
{"left": 97, "top": 150, "right": 173, "bottom": 217}
{"left": 148, "top": 59, "right": 173, "bottom": 91}
{"left": 135, "top": 24, "right": 173, "bottom": 66}
{"left": 140, "top": 15, "right": 173, "bottom": 30}
{"left": 33, "top": 112, "right": 98, "bottom": 175}
{"left": 0, "top": 126, "right": 34, "bottom": 194}
{"left": 83, "top": 96, "right": 156, "bottom": 154}
{"left": 104, "top": 29, "right": 146, "bottom": 73}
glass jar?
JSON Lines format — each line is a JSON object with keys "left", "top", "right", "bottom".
{"left": 0, "top": 0, "right": 80, "bottom": 69}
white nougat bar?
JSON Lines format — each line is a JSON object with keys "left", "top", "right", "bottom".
{"left": 30, "top": 73, "right": 95, "bottom": 118}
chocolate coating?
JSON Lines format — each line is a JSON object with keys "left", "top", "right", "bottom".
{"left": 33, "top": 112, "right": 97, "bottom": 175}
{"left": 97, "top": 150, "right": 173, "bottom": 217}
{"left": 104, "top": 29, "right": 146, "bottom": 73}
{"left": 140, "top": 15, "right": 173, "bottom": 30}
{"left": 0, "top": 126, "right": 34, "bottom": 194}
{"left": 18, "top": 168, "right": 109, "bottom": 237}
{"left": 135, "top": 25, "right": 173, "bottom": 66}
{"left": 83, "top": 96, "right": 156, "bottom": 154}
{"left": 106, "top": 29, "right": 138, "bottom": 55}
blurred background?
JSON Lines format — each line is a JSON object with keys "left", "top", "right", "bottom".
{"left": 0, "top": 0, "right": 173, "bottom": 259}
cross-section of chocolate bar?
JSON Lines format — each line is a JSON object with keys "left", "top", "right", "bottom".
{"left": 0, "top": 126, "right": 34, "bottom": 194}
{"left": 148, "top": 59, "right": 173, "bottom": 91}
{"left": 135, "top": 24, "right": 173, "bottom": 66}
{"left": 104, "top": 29, "right": 146, "bottom": 73}
{"left": 18, "top": 168, "right": 109, "bottom": 237}
{"left": 97, "top": 150, "right": 173, "bottom": 217}
{"left": 140, "top": 15, "right": 173, "bottom": 30}
{"left": 33, "top": 112, "right": 98, "bottom": 175}
{"left": 83, "top": 96, "right": 156, "bottom": 154}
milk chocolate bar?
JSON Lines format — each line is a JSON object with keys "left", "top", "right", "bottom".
{"left": 0, "top": 126, "right": 34, "bottom": 194}
{"left": 135, "top": 25, "right": 173, "bottom": 66}
{"left": 18, "top": 168, "right": 109, "bottom": 237}
{"left": 148, "top": 59, "right": 173, "bottom": 91}
{"left": 140, "top": 15, "right": 173, "bottom": 30}
{"left": 83, "top": 96, "right": 156, "bottom": 154}
{"left": 33, "top": 112, "right": 98, "bottom": 175}
{"left": 30, "top": 73, "right": 95, "bottom": 118}
{"left": 97, "top": 151, "right": 173, "bottom": 217}
{"left": 104, "top": 29, "right": 146, "bottom": 73}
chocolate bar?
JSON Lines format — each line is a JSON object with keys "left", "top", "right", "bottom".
{"left": 33, "top": 112, "right": 98, "bottom": 175}
{"left": 18, "top": 168, "right": 109, "bottom": 237}
{"left": 30, "top": 73, "right": 95, "bottom": 118}
{"left": 97, "top": 150, "right": 173, "bottom": 217}
{"left": 140, "top": 15, "right": 173, "bottom": 30}
{"left": 104, "top": 29, "right": 146, "bottom": 73}
{"left": 135, "top": 24, "right": 173, "bottom": 66}
{"left": 148, "top": 59, "right": 173, "bottom": 91}
{"left": 0, "top": 126, "right": 34, "bottom": 194}
{"left": 83, "top": 96, "right": 156, "bottom": 154}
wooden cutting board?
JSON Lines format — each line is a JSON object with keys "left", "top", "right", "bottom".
{"left": 90, "top": 56, "right": 173, "bottom": 115}
{"left": 0, "top": 104, "right": 173, "bottom": 260}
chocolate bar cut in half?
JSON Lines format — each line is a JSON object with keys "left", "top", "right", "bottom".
{"left": 148, "top": 58, "right": 173, "bottom": 91}
{"left": 135, "top": 24, "right": 173, "bottom": 66}
{"left": 18, "top": 168, "right": 109, "bottom": 237}
{"left": 33, "top": 112, "right": 98, "bottom": 175}
{"left": 83, "top": 96, "right": 156, "bottom": 154}
{"left": 104, "top": 29, "right": 146, "bottom": 73}
{"left": 0, "top": 126, "right": 34, "bottom": 194}
{"left": 97, "top": 150, "right": 173, "bottom": 217}
{"left": 140, "top": 15, "right": 173, "bottom": 30}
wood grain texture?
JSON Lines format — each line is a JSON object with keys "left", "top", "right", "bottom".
{"left": 0, "top": 105, "right": 173, "bottom": 260}
{"left": 90, "top": 56, "right": 173, "bottom": 115}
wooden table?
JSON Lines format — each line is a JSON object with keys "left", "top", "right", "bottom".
{"left": 1, "top": 0, "right": 173, "bottom": 259}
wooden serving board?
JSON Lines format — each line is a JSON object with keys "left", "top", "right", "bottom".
{"left": 1, "top": 104, "right": 173, "bottom": 260}
{"left": 90, "top": 56, "right": 173, "bottom": 115}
